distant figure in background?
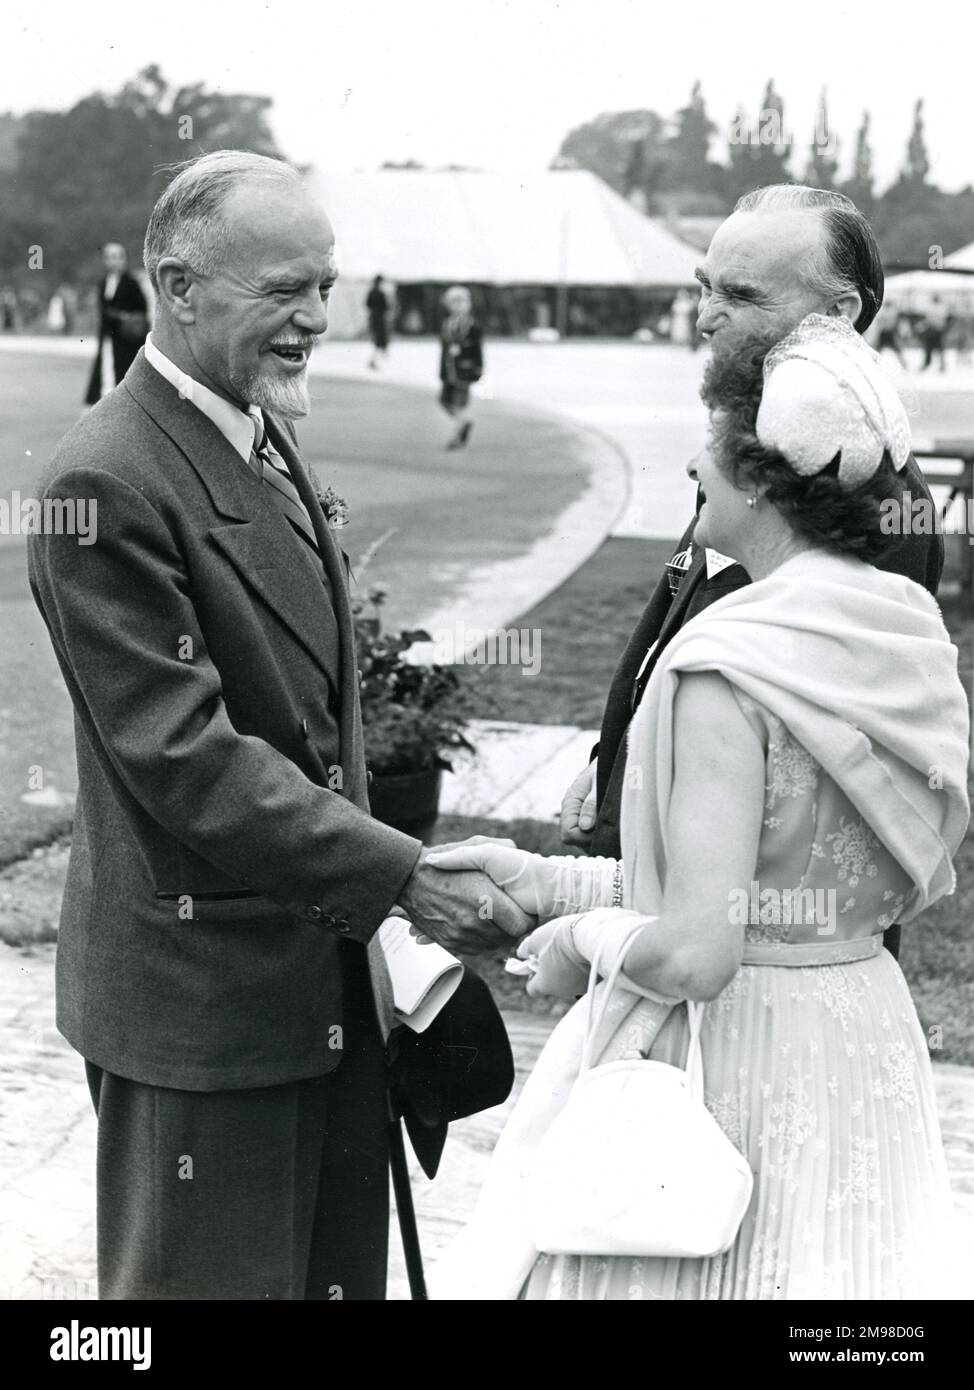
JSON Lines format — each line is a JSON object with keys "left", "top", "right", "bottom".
{"left": 19, "top": 287, "right": 41, "bottom": 328}
{"left": 84, "top": 241, "right": 149, "bottom": 406}
{"left": 2, "top": 287, "right": 19, "bottom": 331}
{"left": 873, "top": 300, "right": 907, "bottom": 368}
{"left": 46, "top": 291, "right": 67, "bottom": 334}
{"left": 365, "top": 274, "right": 392, "bottom": 369}
{"left": 439, "top": 285, "right": 483, "bottom": 450}
{"left": 669, "top": 288, "right": 696, "bottom": 348}
{"left": 918, "top": 294, "right": 948, "bottom": 373}
{"left": 950, "top": 311, "right": 973, "bottom": 367}
{"left": 58, "top": 283, "right": 78, "bottom": 335}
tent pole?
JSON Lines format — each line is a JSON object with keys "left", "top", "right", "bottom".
{"left": 555, "top": 282, "right": 569, "bottom": 339}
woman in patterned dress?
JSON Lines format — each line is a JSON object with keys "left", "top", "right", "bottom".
{"left": 427, "top": 315, "right": 970, "bottom": 1300}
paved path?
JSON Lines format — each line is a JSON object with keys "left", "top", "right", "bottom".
{"left": 309, "top": 338, "right": 708, "bottom": 542}
{"left": 440, "top": 719, "right": 599, "bottom": 821}
{"left": 304, "top": 339, "right": 973, "bottom": 538}
{"left": 0, "top": 334, "right": 705, "bottom": 543}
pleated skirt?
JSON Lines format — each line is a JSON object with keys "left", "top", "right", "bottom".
{"left": 522, "top": 950, "right": 955, "bottom": 1300}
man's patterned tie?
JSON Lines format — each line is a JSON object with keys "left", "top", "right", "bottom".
{"left": 249, "top": 413, "right": 320, "bottom": 553}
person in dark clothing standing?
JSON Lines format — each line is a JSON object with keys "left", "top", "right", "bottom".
{"left": 560, "top": 186, "right": 944, "bottom": 965}
{"left": 84, "top": 242, "right": 149, "bottom": 406}
{"left": 365, "top": 274, "right": 392, "bottom": 370}
{"left": 439, "top": 285, "right": 483, "bottom": 450}
{"left": 919, "top": 295, "right": 949, "bottom": 373}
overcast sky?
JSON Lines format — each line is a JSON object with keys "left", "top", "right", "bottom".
{"left": 5, "top": 0, "right": 973, "bottom": 193}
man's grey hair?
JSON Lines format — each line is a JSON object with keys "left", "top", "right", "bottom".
{"left": 143, "top": 150, "right": 303, "bottom": 291}
{"left": 733, "top": 184, "right": 884, "bottom": 332}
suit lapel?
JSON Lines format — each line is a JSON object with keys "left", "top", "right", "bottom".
{"left": 265, "top": 425, "right": 384, "bottom": 1022}
{"left": 263, "top": 417, "right": 351, "bottom": 601}
{"left": 624, "top": 544, "right": 746, "bottom": 725}
{"left": 263, "top": 416, "right": 367, "bottom": 808}
{"left": 207, "top": 515, "right": 340, "bottom": 677}
{"left": 655, "top": 543, "right": 750, "bottom": 646}
{"left": 655, "top": 544, "right": 708, "bottom": 647}
{"left": 123, "top": 354, "right": 340, "bottom": 680}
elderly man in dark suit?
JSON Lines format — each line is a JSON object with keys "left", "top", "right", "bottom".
{"left": 561, "top": 186, "right": 943, "bottom": 964}
{"left": 28, "top": 150, "right": 529, "bottom": 1301}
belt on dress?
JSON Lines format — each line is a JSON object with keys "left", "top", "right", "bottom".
{"left": 741, "top": 935, "right": 884, "bottom": 967}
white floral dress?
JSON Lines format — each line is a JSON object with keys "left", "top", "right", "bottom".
{"left": 522, "top": 693, "right": 955, "bottom": 1300}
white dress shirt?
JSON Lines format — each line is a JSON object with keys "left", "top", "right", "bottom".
{"left": 144, "top": 334, "right": 263, "bottom": 463}
{"left": 143, "top": 335, "right": 323, "bottom": 553}
{"left": 705, "top": 548, "right": 738, "bottom": 579}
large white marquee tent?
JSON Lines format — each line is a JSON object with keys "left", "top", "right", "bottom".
{"left": 945, "top": 240, "right": 974, "bottom": 271}
{"left": 303, "top": 168, "right": 700, "bottom": 337}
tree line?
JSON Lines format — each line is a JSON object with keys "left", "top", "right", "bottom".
{"left": 1, "top": 68, "right": 969, "bottom": 293}
{"left": 552, "top": 81, "right": 974, "bottom": 267}
{"left": 0, "top": 66, "right": 284, "bottom": 289}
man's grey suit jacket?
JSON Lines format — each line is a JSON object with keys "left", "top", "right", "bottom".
{"left": 28, "top": 351, "right": 422, "bottom": 1091}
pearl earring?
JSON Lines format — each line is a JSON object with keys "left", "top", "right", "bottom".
{"left": 746, "top": 493, "right": 758, "bottom": 509}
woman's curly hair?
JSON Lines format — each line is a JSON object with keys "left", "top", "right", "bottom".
{"left": 701, "top": 344, "right": 906, "bottom": 563}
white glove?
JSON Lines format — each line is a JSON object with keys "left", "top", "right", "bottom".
{"left": 424, "top": 839, "right": 620, "bottom": 921}
{"left": 516, "top": 908, "right": 674, "bottom": 1002}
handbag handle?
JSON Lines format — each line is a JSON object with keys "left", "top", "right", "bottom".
{"left": 579, "top": 920, "right": 706, "bottom": 1100}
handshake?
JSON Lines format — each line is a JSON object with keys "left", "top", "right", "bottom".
{"left": 395, "top": 760, "right": 604, "bottom": 954}
{"left": 396, "top": 836, "right": 548, "bottom": 954}
{"left": 396, "top": 835, "right": 638, "bottom": 1001}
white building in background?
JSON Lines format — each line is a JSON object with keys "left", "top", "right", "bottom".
{"left": 303, "top": 168, "right": 700, "bottom": 339}
{"left": 881, "top": 240, "right": 974, "bottom": 317}
{"left": 884, "top": 269, "right": 974, "bottom": 317}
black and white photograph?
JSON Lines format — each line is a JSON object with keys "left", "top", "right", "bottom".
{"left": 0, "top": 0, "right": 972, "bottom": 1347}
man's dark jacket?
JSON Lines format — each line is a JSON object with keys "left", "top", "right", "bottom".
{"left": 589, "top": 457, "right": 945, "bottom": 961}
{"left": 29, "top": 351, "right": 424, "bottom": 1091}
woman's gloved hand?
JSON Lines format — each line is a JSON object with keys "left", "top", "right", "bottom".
{"left": 424, "top": 839, "right": 552, "bottom": 917}
{"left": 516, "top": 908, "right": 660, "bottom": 1000}
{"left": 424, "top": 840, "right": 620, "bottom": 922}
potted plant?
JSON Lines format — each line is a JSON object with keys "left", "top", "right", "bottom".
{"left": 354, "top": 584, "right": 476, "bottom": 841}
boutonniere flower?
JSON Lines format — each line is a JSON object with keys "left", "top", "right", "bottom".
{"left": 318, "top": 486, "right": 349, "bottom": 529}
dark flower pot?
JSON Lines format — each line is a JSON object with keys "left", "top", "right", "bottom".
{"left": 369, "top": 767, "right": 443, "bottom": 843}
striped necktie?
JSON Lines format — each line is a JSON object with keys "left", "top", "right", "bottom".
{"left": 249, "top": 414, "right": 320, "bottom": 553}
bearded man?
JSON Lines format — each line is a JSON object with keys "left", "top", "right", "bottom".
{"left": 29, "top": 150, "right": 528, "bottom": 1300}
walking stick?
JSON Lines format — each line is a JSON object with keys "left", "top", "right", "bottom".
{"left": 388, "top": 1113, "right": 428, "bottom": 1300}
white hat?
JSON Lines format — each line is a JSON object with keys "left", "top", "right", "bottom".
{"left": 756, "top": 313, "right": 912, "bottom": 486}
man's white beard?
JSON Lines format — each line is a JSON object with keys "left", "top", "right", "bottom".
{"left": 236, "top": 365, "right": 311, "bottom": 419}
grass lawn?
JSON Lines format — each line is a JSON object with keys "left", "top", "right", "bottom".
{"left": 453, "top": 537, "right": 974, "bottom": 1061}
{"left": 466, "top": 537, "right": 678, "bottom": 727}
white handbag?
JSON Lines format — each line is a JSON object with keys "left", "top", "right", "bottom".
{"left": 528, "top": 925, "right": 754, "bottom": 1258}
